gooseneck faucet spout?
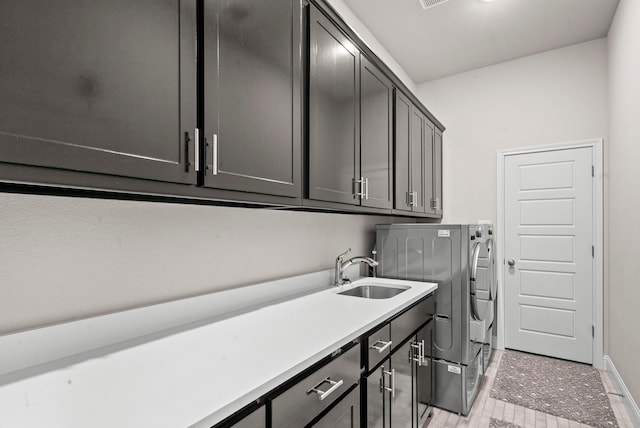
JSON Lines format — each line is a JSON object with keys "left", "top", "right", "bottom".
{"left": 334, "top": 248, "right": 379, "bottom": 286}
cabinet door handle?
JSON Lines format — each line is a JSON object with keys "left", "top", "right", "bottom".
{"left": 383, "top": 369, "right": 395, "bottom": 397}
{"left": 307, "top": 377, "right": 344, "bottom": 401}
{"left": 207, "top": 134, "right": 218, "bottom": 175}
{"left": 211, "top": 134, "right": 219, "bottom": 175}
{"left": 353, "top": 177, "right": 365, "bottom": 199}
{"left": 194, "top": 128, "right": 200, "bottom": 172}
{"left": 370, "top": 339, "right": 392, "bottom": 353}
{"left": 411, "top": 341, "right": 421, "bottom": 364}
{"left": 364, "top": 177, "right": 369, "bottom": 200}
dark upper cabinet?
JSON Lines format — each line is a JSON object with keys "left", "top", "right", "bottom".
{"left": 308, "top": 5, "right": 360, "bottom": 205}
{"left": 308, "top": 5, "right": 392, "bottom": 209}
{"left": 395, "top": 91, "right": 425, "bottom": 213}
{"left": 0, "top": 0, "right": 197, "bottom": 184}
{"left": 433, "top": 129, "right": 443, "bottom": 216}
{"left": 394, "top": 90, "right": 442, "bottom": 217}
{"left": 202, "top": 0, "right": 302, "bottom": 198}
{"left": 360, "top": 57, "right": 393, "bottom": 210}
{"left": 394, "top": 92, "right": 412, "bottom": 211}
{"left": 423, "top": 120, "right": 435, "bottom": 216}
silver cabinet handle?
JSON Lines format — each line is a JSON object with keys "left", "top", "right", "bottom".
{"left": 383, "top": 369, "right": 395, "bottom": 397}
{"left": 194, "top": 128, "right": 200, "bottom": 172}
{"left": 407, "top": 190, "right": 418, "bottom": 207}
{"left": 307, "top": 377, "right": 343, "bottom": 401}
{"left": 364, "top": 177, "right": 369, "bottom": 200}
{"left": 353, "top": 177, "right": 365, "bottom": 199}
{"left": 370, "top": 339, "right": 392, "bottom": 354}
{"left": 206, "top": 134, "right": 218, "bottom": 175}
{"left": 410, "top": 340, "right": 426, "bottom": 366}
{"left": 507, "top": 259, "right": 516, "bottom": 267}
{"left": 211, "top": 134, "right": 218, "bottom": 175}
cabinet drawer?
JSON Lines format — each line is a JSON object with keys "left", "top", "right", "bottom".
{"left": 390, "top": 296, "right": 434, "bottom": 349}
{"left": 272, "top": 345, "right": 360, "bottom": 427}
{"left": 366, "top": 323, "right": 391, "bottom": 371}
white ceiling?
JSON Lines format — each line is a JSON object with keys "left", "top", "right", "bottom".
{"left": 341, "top": 0, "right": 619, "bottom": 83}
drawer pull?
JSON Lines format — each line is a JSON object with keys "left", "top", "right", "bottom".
{"left": 307, "top": 377, "right": 344, "bottom": 401}
{"left": 370, "top": 339, "right": 392, "bottom": 353}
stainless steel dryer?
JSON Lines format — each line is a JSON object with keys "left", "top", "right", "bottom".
{"left": 375, "top": 223, "right": 496, "bottom": 416}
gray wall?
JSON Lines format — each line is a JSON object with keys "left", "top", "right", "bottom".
{"left": 416, "top": 38, "right": 608, "bottom": 225}
{"left": 0, "top": 193, "right": 407, "bottom": 334}
{"left": 607, "top": 0, "right": 640, "bottom": 405}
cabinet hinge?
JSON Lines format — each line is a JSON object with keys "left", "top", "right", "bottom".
{"left": 592, "top": 165, "right": 595, "bottom": 177}
{"left": 592, "top": 325, "right": 595, "bottom": 338}
{"left": 592, "top": 245, "right": 595, "bottom": 258}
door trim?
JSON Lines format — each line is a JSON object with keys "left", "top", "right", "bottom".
{"left": 496, "top": 139, "right": 604, "bottom": 369}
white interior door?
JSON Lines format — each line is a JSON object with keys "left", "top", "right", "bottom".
{"left": 504, "top": 146, "right": 593, "bottom": 363}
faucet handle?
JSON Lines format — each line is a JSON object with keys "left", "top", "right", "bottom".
{"left": 337, "top": 248, "right": 351, "bottom": 261}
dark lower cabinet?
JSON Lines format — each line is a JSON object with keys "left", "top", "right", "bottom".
{"left": 417, "top": 322, "right": 433, "bottom": 421}
{"left": 307, "top": 5, "right": 393, "bottom": 210}
{"left": 311, "top": 386, "right": 360, "bottom": 428}
{"left": 214, "top": 295, "right": 434, "bottom": 428}
{"left": 366, "top": 334, "right": 429, "bottom": 428}
{"left": 202, "top": 0, "right": 302, "bottom": 198}
{"left": 224, "top": 404, "right": 265, "bottom": 428}
{"left": 0, "top": 0, "right": 197, "bottom": 184}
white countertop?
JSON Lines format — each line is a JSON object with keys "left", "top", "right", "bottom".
{"left": 0, "top": 277, "right": 436, "bottom": 428}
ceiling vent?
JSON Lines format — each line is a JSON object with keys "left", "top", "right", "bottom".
{"left": 417, "top": 0, "right": 452, "bottom": 10}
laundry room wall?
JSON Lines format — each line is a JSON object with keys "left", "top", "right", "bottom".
{"left": 607, "top": 0, "right": 640, "bottom": 407}
{"left": 415, "top": 38, "right": 608, "bottom": 225}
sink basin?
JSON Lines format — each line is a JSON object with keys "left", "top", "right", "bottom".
{"left": 338, "top": 284, "right": 409, "bottom": 299}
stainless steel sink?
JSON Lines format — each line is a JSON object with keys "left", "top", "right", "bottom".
{"left": 337, "top": 284, "right": 409, "bottom": 299}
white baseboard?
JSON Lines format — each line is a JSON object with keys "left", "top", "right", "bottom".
{"left": 604, "top": 355, "right": 640, "bottom": 426}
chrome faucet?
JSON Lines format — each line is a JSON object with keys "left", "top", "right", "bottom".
{"left": 334, "top": 248, "right": 379, "bottom": 286}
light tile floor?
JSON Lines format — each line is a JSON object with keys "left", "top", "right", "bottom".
{"left": 425, "top": 350, "right": 635, "bottom": 428}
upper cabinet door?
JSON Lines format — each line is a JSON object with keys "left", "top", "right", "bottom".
{"left": 423, "top": 120, "right": 435, "bottom": 215}
{"left": 433, "top": 130, "right": 443, "bottom": 216}
{"left": 203, "top": 0, "right": 302, "bottom": 198}
{"left": 308, "top": 5, "right": 360, "bottom": 205}
{"left": 410, "top": 108, "right": 426, "bottom": 213}
{"left": 360, "top": 57, "right": 393, "bottom": 210}
{"left": 0, "top": 0, "right": 197, "bottom": 184}
{"left": 394, "top": 91, "right": 412, "bottom": 212}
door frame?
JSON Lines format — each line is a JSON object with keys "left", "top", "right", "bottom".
{"left": 496, "top": 139, "right": 604, "bottom": 369}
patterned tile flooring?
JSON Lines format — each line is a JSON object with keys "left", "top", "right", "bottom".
{"left": 425, "top": 350, "right": 635, "bottom": 428}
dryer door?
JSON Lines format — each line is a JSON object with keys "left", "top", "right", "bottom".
{"left": 469, "top": 242, "right": 485, "bottom": 321}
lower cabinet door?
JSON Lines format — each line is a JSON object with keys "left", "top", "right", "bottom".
{"left": 226, "top": 405, "right": 265, "bottom": 428}
{"left": 390, "top": 340, "right": 416, "bottom": 428}
{"left": 311, "top": 386, "right": 360, "bottom": 428}
{"left": 366, "top": 365, "right": 389, "bottom": 428}
{"left": 417, "top": 322, "right": 433, "bottom": 420}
